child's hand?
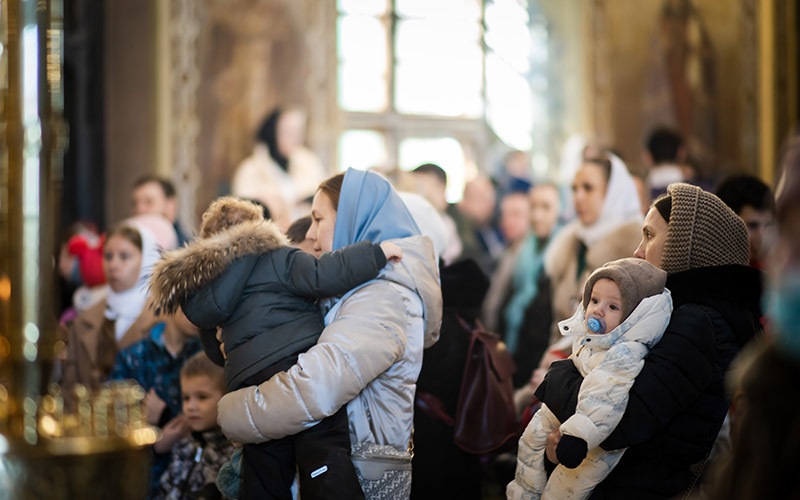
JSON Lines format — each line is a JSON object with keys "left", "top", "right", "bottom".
{"left": 154, "top": 415, "right": 190, "bottom": 454}
{"left": 380, "top": 241, "right": 403, "bottom": 262}
{"left": 216, "top": 326, "right": 226, "bottom": 360}
{"left": 143, "top": 388, "right": 167, "bottom": 426}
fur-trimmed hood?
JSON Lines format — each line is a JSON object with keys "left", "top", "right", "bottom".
{"left": 149, "top": 219, "right": 289, "bottom": 315}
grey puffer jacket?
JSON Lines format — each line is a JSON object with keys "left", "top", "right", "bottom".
{"left": 216, "top": 235, "right": 442, "bottom": 452}
{"left": 149, "top": 219, "right": 386, "bottom": 390}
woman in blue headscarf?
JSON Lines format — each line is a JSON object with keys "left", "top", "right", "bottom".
{"left": 217, "top": 169, "right": 443, "bottom": 499}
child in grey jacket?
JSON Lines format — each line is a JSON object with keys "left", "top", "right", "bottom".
{"left": 508, "top": 258, "right": 673, "bottom": 500}
{"left": 150, "top": 197, "right": 401, "bottom": 500}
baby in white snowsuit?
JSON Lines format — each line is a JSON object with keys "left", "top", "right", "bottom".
{"left": 507, "top": 258, "right": 673, "bottom": 500}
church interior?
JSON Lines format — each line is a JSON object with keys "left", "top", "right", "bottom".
{"left": 0, "top": 0, "right": 798, "bottom": 498}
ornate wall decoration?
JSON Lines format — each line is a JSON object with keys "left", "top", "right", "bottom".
{"left": 168, "top": 0, "right": 203, "bottom": 232}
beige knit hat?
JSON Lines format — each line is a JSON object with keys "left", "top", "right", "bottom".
{"left": 583, "top": 258, "right": 667, "bottom": 322}
{"left": 660, "top": 183, "right": 749, "bottom": 275}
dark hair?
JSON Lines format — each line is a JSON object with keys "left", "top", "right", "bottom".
{"left": 133, "top": 175, "right": 176, "bottom": 199}
{"left": 180, "top": 352, "right": 226, "bottom": 392}
{"left": 105, "top": 224, "right": 143, "bottom": 252}
{"left": 653, "top": 193, "right": 672, "bottom": 223}
{"left": 646, "top": 127, "right": 683, "bottom": 164}
{"left": 256, "top": 108, "right": 289, "bottom": 171}
{"left": 317, "top": 173, "right": 345, "bottom": 211}
{"left": 715, "top": 175, "right": 775, "bottom": 215}
{"left": 413, "top": 163, "right": 448, "bottom": 186}
{"left": 243, "top": 198, "right": 271, "bottom": 220}
{"left": 582, "top": 157, "right": 612, "bottom": 183}
{"left": 286, "top": 215, "right": 312, "bottom": 244}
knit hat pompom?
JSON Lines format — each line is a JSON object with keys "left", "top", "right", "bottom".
{"left": 67, "top": 233, "right": 106, "bottom": 287}
{"left": 661, "top": 183, "right": 749, "bottom": 274}
{"left": 200, "top": 196, "right": 265, "bottom": 238}
{"left": 583, "top": 257, "right": 667, "bottom": 323}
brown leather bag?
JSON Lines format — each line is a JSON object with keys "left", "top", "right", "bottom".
{"left": 452, "top": 315, "right": 518, "bottom": 454}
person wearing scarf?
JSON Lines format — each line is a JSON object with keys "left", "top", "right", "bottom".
{"left": 502, "top": 183, "right": 563, "bottom": 388}
{"left": 231, "top": 107, "right": 327, "bottom": 231}
{"left": 544, "top": 154, "right": 643, "bottom": 348}
{"left": 533, "top": 183, "right": 762, "bottom": 499}
{"left": 217, "top": 169, "right": 442, "bottom": 499}
{"left": 61, "top": 218, "right": 172, "bottom": 393}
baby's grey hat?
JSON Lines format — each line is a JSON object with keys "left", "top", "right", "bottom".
{"left": 583, "top": 257, "right": 667, "bottom": 322}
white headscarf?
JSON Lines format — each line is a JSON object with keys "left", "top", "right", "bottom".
{"left": 574, "top": 153, "right": 642, "bottom": 247}
{"left": 104, "top": 219, "right": 171, "bottom": 341}
{"left": 398, "top": 192, "right": 448, "bottom": 260}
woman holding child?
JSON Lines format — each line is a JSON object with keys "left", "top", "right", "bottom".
{"left": 520, "top": 183, "right": 763, "bottom": 499}
{"left": 217, "top": 169, "right": 443, "bottom": 499}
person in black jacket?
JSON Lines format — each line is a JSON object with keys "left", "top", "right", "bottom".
{"left": 533, "top": 183, "right": 763, "bottom": 499}
{"left": 150, "top": 196, "right": 401, "bottom": 500}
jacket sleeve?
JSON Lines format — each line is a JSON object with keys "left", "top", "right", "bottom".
{"left": 601, "top": 305, "right": 716, "bottom": 450}
{"left": 560, "top": 342, "right": 648, "bottom": 451}
{"left": 507, "top": 404, "right": 560, "bottom": 500}
{"left": 277, "top": 241, "right": 386, "bottom": 299}
{"left": 216, "top": 280, "right": 407, "bottom": 442}
{"left": 108, "top": 348, "right": 134, "bottom": 382}
{"left": 198, "top": 327, "right": 225, "bottom": 367}
{"left": 182, "top": 257, "right": 255, "bottom": 329}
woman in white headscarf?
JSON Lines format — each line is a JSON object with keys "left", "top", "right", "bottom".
{"left": 61, "top": 218, "right": 175, "bottom": 392}
{"left": 545, "top": 154, "right": 642, "bottom": 346}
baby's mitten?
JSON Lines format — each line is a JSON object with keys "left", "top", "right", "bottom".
{"left": 556, "top": 434, "right": 587, "bottom": 469}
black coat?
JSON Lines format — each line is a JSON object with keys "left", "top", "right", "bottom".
{"left": 150, "top": 219, "right": 386, "bottom": 390}
{"left": 536, "top": 264, "right": 763, "bottom": 499}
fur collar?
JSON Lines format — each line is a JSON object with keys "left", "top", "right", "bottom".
{"left": 149, "top": 219, "right": 289, "bottom": 315}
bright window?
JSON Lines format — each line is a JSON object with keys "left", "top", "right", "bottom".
{"left": 398, "top": 137, "right": 466, "bottom": 203}
{"left": 337, "top": 0, "right": 550, "bottom": 193}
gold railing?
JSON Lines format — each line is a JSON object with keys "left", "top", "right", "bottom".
{"left": 0, "top": 2, "right": 156, "bottom": 498}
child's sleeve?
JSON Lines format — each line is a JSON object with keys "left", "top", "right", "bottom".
{"left": 279, "top": 240, "right": 387, "bottom": 298}
{"left": 155, "top": 440, "right": 186, "bottom": 500}
{"left": 558, "top": 342, "right": 648, "bottom": 461}
{"left": 108, "top": 346, "right": 135, "bottom": 382}
{"left": 507, "top": 403, "right": 560, "bottom": 500}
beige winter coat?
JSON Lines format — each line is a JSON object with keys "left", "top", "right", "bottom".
{"left": 216, "top": 235, "right": 442, "bottom": 451}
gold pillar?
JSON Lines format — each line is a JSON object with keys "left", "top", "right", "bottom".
{"left": 758, "top": 0, "right": 776, "bottom": 185}
{"left": 0, "top": 2, "right": 156, "bottom": 498}
{"left": 0, "top": 0, "right": 63, "bottom": 443}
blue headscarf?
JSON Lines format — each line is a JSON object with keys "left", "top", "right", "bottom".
{"left": 332, "top": 168, "right": 421, "bottom": 251}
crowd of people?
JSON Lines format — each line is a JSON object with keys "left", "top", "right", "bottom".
{"left": 52, "top": 114, "right": 800, "bottom": 500}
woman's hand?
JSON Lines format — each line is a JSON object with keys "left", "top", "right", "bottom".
{"left": 545, "top": 428, "right": 561, "bottom": 465}
{"left": 380, "top": 241, "right": 403, "bottom": 262}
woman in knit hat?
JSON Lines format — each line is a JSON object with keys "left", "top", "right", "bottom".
{"left": 536, "top": 182, "right": 763, "bottom": 499}
{"left": 509, "top": 258, "right": 672, "bottom": 500}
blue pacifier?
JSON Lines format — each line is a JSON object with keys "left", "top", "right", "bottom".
{"left": 587, "top": 316, "right": 606, "bottom": 335}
